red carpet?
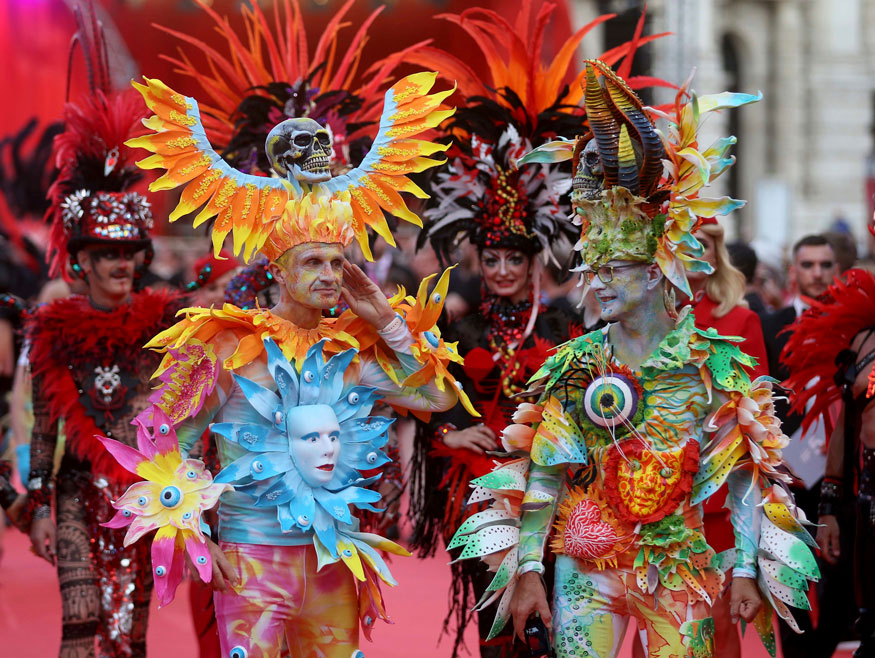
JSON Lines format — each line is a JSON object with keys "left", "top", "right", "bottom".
{"left": 0, "top": 526, "right": 855, "bottom": 657}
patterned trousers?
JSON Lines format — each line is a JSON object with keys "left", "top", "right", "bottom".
{"left": 215, "top": 542, "right": 362, "bottom": 658}
{"left": 551, "top": 555, "right": 714, "bottom": 658}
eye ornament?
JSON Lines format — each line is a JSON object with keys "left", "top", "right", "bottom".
{"left": 424, "top": 331, "right": 441, "bottom": 348}
{"left": 160, "top": 486, "right": 182, "bottom": 509}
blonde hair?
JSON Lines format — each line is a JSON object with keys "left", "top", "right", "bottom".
{"left": 699, "top": 222, "right": 748, "bottom": 318}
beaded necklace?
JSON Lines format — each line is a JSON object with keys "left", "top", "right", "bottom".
{"left": 481, "top": 293, "right": 538, "bottom": 397}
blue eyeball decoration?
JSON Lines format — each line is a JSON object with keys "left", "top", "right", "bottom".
{"left": 424, "top": 330, "right": 441, "bottom": 348}
{"left": 212, "top": 339, "right": 396, "bottom": 563}
{"left": 159, "top": 485, "right": 182, "bottom": 509}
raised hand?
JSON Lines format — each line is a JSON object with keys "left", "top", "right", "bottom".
{"left": 340, "top": 262, "right": 396, "bottom": 330}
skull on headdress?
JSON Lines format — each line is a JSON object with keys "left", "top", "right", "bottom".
{"left": 265, "top": 118, "right": 333, "bottom": 184}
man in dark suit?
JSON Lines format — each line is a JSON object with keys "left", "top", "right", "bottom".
{"left": 763, "top": 235, "right": 838, "bottom": 433}
{"left": 764, "top": 234, "right": 857, "bottom": 656}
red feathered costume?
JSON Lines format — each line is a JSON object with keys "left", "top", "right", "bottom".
{"left": 782, "top": 268, "right": 875, "bottom": 436}
{"left": 22, "top": 8, "right": 181, "bottom": 657}
{"left": 780, "top": 267, "right": 875, "bottom": 655}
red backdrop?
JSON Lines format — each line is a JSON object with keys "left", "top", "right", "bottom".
{"left": 0, "top": 0, "right": 574, "bottom": 132}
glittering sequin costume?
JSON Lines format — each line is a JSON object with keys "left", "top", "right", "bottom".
{"left": 450, "top": 310, "right": 820, "bottom": 658}
{"left": 26, "top": 290, "right": 179, "bottom": 657}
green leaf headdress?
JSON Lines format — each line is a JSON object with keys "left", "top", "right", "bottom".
{"left": 520, "top": 60, "right": 761, "bottom": 298}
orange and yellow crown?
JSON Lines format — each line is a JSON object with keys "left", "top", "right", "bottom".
{"left": 260, "top": 192, "right": 356, "bottom": 262}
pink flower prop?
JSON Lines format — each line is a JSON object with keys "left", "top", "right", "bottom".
{"left": 98, "top": 406, "right": 231, "bottom": 606}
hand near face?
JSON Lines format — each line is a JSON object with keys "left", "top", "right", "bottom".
{"left": 341, "top": 262, "right": 396, "bottom": 330}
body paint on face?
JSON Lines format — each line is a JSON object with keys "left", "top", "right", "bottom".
{"left": 479, "top": 248, "right": 531, "bottom": 302}
{"left": 589, "top": 261, "right": 649, "bottom": 323}
{"left": 276, "top": 243, "right": 345, "bottom": 310}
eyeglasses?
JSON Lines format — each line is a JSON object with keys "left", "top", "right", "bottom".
{"left": 582, "top": 263, "right": 642, "bottom": 284}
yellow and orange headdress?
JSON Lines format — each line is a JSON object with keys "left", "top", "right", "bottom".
{"left": 126, "top": 1, "right": 453, "bottom": 263}
{"left": 260, "top": 193, "right": 356, "bottom": 262}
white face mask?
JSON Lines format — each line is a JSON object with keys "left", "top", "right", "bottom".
{"left": 285, "top": 405, "right": 341, "bottom": 487}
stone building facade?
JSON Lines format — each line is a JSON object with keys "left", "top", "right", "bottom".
{"left": 571, "top": 0, "right": 875, "bottom": 261}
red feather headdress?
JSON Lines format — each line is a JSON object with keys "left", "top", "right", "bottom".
{"left": 782, "top": 268, "right": 875, "bottom": 436}
{"left": 46, "top": 4, "right": 152, "bottom": 280}
{"left": 406, "top": 1, "right": 672, "bottom": 119}
{"left": 155, "top": 0, "right": 429, "bottom": 174}
{"left": 414, "top": 2, "right": 671, "bottom": 263}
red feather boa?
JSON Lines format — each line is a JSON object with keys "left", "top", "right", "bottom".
{"left": 782, "top": 268, "right": 875, "bottom": 435}
{"left": 27, "top": 288, "right": 180, "bottom": 483}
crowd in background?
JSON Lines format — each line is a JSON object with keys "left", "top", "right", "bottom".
{"left": 1, "top": 216, "right": 870, "bottom": 453}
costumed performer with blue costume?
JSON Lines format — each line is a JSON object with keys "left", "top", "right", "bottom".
{"left": 96, "top": 57, "right": 475, "bottom": 655}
